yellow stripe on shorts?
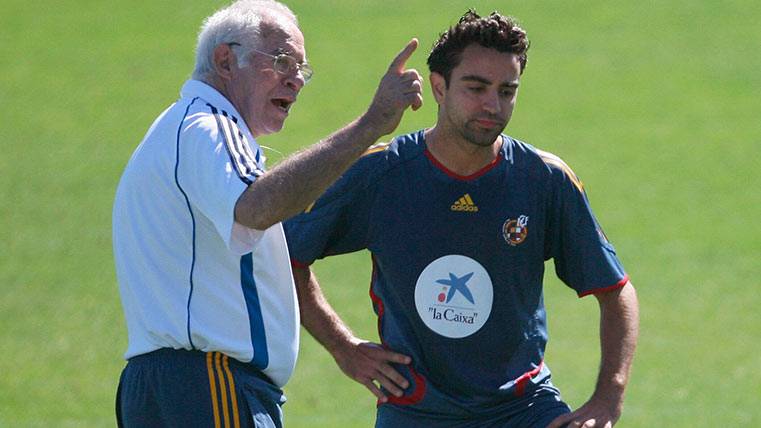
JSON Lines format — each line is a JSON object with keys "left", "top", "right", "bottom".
{"left": 223, "top": 355, "right": 241, "bottom": 428}
{"left": 215, "top": 352, "right": 231, "bottom": 428}
{"left": 207, "top": 353, "right": 222, "bottom": 428}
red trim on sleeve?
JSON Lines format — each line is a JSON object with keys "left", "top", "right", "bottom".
{"left": 578, "top": 274, "right": 630, "bottom": 298}
{"left": 289, "top": 258, "right": 311, "bottom": 269}
{"left": 514, "top": 360, "right": 544, "bottom": 396}
{"left": 424, "top": 148, "right": 502, "bottom": 181}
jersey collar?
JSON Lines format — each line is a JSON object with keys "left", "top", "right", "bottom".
{"left": 422, "top": 130, "right": 505, "bottom": 182}
{"left": 180, "top": 79, "right": 256, "bottom": 140}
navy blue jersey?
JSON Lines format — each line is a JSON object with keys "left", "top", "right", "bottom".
{"left": 285, "top": 130, "right": 627, "bottom": 414}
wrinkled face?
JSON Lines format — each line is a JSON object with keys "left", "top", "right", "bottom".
{"left": 227, "top": 18, "right": 306, "bottom": 137}
{"left": 433, "top": 44, "right": 521, "bottom": 147}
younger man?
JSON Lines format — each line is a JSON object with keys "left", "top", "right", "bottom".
{"left": 286, "top": 11, "right": 638, "bottom": 428}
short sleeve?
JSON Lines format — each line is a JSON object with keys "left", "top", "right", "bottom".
{"left": 176, "top": 112, "right": 264, "bottom": 254}
{"left": 284, "top": 157, "right": 376, "bottom": 266}
{"left": 543, "top": 155, "right": 627, "bottom": 296}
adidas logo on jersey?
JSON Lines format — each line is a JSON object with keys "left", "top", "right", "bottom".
{"left": 451, "top": 194, "right": 479, "bottom": 212}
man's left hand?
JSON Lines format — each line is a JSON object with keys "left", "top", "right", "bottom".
{"left": 546, "top": 397, "right": 621, "bottom": 428}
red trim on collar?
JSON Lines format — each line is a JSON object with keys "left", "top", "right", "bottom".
{"left": 424, "top": 148, "right": 502, "bottom": 181}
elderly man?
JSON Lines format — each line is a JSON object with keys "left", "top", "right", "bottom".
{"left": 112, "top": 1, "right": 422, "bottom": 426}
{"left": 285, "top": 10, "right": 639, "bottom": 428}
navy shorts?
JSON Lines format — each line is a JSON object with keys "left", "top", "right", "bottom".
{"left": 116, "top": 348, "right": 285, "bottom": 428}
{"left": 375, "top": 378, "right": 571, "bottom": 428}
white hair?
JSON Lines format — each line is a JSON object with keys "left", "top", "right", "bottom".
{"left": 191, "top": 0, "right": 298, "bottom": 82}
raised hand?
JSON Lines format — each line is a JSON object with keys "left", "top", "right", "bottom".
{"left": 364, "top": 38, "right": 424, "bottom": 136}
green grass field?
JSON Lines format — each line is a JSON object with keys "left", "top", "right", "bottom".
{"left": 2, "top": 0, "right": 760, "bottom": 426}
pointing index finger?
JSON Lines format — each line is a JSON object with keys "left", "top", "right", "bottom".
{"left": 389, "top": 38, "right": 418, "bottom": 74}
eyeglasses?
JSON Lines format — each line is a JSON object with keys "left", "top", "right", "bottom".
{"left": 228, "top": 43, "right": 313, "bottom": 83}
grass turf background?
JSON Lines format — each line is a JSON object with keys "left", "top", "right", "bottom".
{"left": 1, "top": 0, "right": 759, "bottom": 426}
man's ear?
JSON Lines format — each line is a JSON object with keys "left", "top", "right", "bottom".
{"left": 213, "top": 44, "right": 236, "bottom": 81}
{"left": 430, "top": 72, "right": 447, "bottom": 105}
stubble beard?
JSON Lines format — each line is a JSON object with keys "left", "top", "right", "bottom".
{"left": 457, "top": 119, "right": 506, "bottom": 147}
{"left": 442, "top": 104, "right": 506, "bottom": 147}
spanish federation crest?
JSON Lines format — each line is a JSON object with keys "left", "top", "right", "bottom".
{"left": 502, "top": 215, "right": 529, "bottom": 246}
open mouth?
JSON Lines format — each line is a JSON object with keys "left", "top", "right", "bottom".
{"left": 271, "top": 98, "right": 293, "bottom": 113}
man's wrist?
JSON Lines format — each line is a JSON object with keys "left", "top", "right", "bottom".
{"left": 327, "top": 335, "right": 361, "bottom": 364}
{"left": 591, "top": 378, "right": 627, "bottom": 413}
{"left": 321, "top": 328, "right": 358, "bottom": 356}
{"left": 595, "top": 373, "right": 628, "bottom": 395}
{"left": 356, "top": 108, "right": 392, "bottom": 140}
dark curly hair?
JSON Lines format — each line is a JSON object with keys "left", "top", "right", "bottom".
{"left": 427, "top": 10, "right": 529, "bottom": 85}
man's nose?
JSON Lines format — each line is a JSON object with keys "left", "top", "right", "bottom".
{"left": 481, "top": 91, "right": 501, "bottom": 114}
{"left": 283, "top": 71, "right": 305, "bottom": 91}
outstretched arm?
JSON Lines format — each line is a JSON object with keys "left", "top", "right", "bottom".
{"left": 548, "top": 281, "right": 639, "bottom": 428}
{"left": 235, "top": 40, "right": 423, "bottom": 230}
{"left": 292, "top": 265, "right": 411, "bottom": 402}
